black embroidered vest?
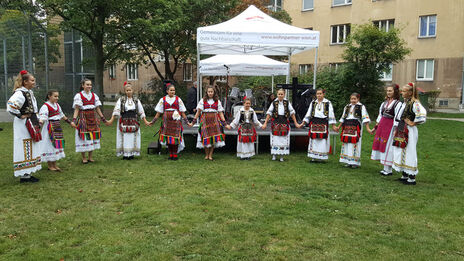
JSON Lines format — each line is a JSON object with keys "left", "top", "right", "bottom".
{"left": 272, "top": 100, "right": 289, "bottom": 119}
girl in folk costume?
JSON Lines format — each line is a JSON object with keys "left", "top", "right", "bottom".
{"left": 226, "top": 97, "right": 262, "bottom": 160}
{"left": 151, "top": 83, "right": 189, "bottom": 160}
{"left": 106, "top": 82, "right": 149, "bottom": 159}
{"left": 334, "top": 93, "right": 373, "bottom": 168}
{"left": 261, "top": 88, "right": 299, "bottom": 162}
{"left": 38, "top": 90, "right": 73, "bottom": 171}
{"left": 72, "top": 78, "right": 107, "bottom": 164}
{"left": 370, "top": 84, "right": 403, "bottom": 175}
{"left": 7, "top": 70, "right": 42, "bottom": 182}
{"left": 392, "top": 83, "right": 427, "bottom": 185}
{"left": 189, "top": 86, "right": 230, "bottom": 161}
{"left": 297, "top": 88, "right": 337, "bottom": 162}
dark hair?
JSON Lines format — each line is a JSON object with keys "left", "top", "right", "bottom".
{"left": 166, "top": 83, "right": 176, "bottom": 93}
{"left": 203, "top": 85, "right": 218, "bottom": 102}
{"left": 316, "top": 88, "right": 326, "bottom": 94}
{"left": 386, "top": 84, "right": 400, "bottom": 100}
{"left": 45, "top": 89, "right": 59, "bottom": 101}
{"left": 243, "top": 97, "right": 252, "bottom": 103}
{"left": 80, "top": 78, "right": 92, "bottom": 91}
{"left": 350, "top": 92, "right": 360, "bottom": 99}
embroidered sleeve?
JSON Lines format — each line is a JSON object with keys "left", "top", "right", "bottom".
{"left": 94, "top": 93, "right": 102, "bottom": 107}
{"left": 413, "top": 101, "right": 427, "bottom": 124}
{"left": 393, "top": 104, "right": 405, "bottom": 127}
{"left": 155, "top": 98, "right": 164, "bottom": 113}
{"left": 303, "top": 103, "right": 312, "bottom": 123}
{"left": 339, "top": 106, "right": 346, "bottom": 123}
{"left": 58, "top": 104, "right": 65, "bottom": 118}
{"left": 112, "top": 98, "right": 121, "bottom": 117}
{"left": 7, "top": 91, "right": 24, "bottom": 117}
{"left": 178, "top": 98, "right": 187, "bottom": 112}
{"left": 253, "top": 111, "right": 262, "bottom": 128}
{"left": 266, "top": 102, "right": 274, "bottom": 116}
{"left": 230, "top": 110, "right": 240, "bottom": 129}
{"left": 376, "top": 102, "right": 383, "bottom": 123}
{"left": 362, "top": 105, "right": 370, "bottom": 124}
{"left": 38, "top": 104, "right": 49, "bottom": 121}
{"left": 196, "top": 99, "right": 204, "bottom": 111}
{"left": 328, "top": 102, "right": 336, "bottom": 125}
{"left": 137, "top": 100, "right": 146, "bottom": 119}
{"left": 217, "top": 101, "right": 224, "bottom": 112}
{"left": 288, "top": 102, "right": 296, "bottom": 116}
{"left": 72, "top": 93, "right": 83, "bottom": 108}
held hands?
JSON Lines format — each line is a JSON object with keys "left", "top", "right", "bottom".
{"left": 225, "top": 125, "right": 232, "bottom": 130}
{"left": 143, "top": 118, "right": 151, "bottom": 126}
{"left": 332, "top": 125, "right": 340, "bottom": 132}
{"left": 70, "top": 122, "right": 77, "bottom": 128}
{"left": 21, "top": 114, "right": 31, "bottom": 119}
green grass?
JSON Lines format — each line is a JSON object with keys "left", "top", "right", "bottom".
{"left": 428, "top": 112, "right": 464, "bottom": 118}
{"left": 0, "top": 120, "right": 463, "bottom": 260}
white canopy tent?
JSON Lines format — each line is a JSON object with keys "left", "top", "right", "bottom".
{"left": 196, "top": 5, "right": 320, "bottom": 101}
{"left": 199, "top": 54, "right": 289, "bottom": 93}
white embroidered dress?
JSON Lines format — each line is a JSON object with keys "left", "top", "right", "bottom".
{"left": 38, "top": 101, "right": 66, "bottom": 162}
{"left": 392, "top": 100, "right": 427, "bottom": 175}
{"left": 195, "top": 99, "right": 226, "bottom": 149}
{"left": 302, "top": 98, "right": 336, "bottom": 160}
{"left": 339, "top": 102, "right": 370, "bottom": 166}
{"left": 113, "top": 97, "right": 146, "bottom": 157}
{"left": 230, "top": 107, "right": 262, "bottom": 158}
{"left": 370, "top": 100, "right": 403, "bottom": 166}
{"left": 155, "top": 95, "right": 186, "bottom": 152}
{"left": 7, "top": 87, "right": 42, "bottom": 177}
{"left": 72, "top": 91, "right": 102, "bottom": 152}
{"left": 266, "top": 99, "right": 295, "bottom": 155}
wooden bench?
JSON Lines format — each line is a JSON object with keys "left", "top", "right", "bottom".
{"left": 147, "top": 141, "right": 161, "bottom": 154}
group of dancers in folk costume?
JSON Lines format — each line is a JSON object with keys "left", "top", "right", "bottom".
{"left": 7, "top": 69, "right": 427, "bottom": 185}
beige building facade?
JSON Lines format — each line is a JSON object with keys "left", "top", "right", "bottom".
{"left": 284, "top": 0, "right": 464, "bottom": 109}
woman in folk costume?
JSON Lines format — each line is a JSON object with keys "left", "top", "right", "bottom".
{"left": 226, "top": 97, "right": 262, "bottom": 160}
{"left": 106, "top": 82, "right": 149, "bottom": 159}
{"left": 150, "top": 83, "right": 189, "bottom": 160}
{"left": 392, "top": 83, "right": 427, "bottom": 185}
{"left": 261, "top": 88, "right": 299, "bottom": 162}
{"left": 72, "top": 78, "right": 107, "bottom": 164}
{"left": 297, "top": 88, "right": 337, "bottom": 162}
{"left": 334, "top": 93, "right": 373, "bottom": 168}
{"left": 189, "top": 85, "right": 230, "bottom": 161}
{"left": 38, "top": 90, "right": 73, "bottom": 171}
{"left": 7, "top": 70, "right": 42, "bottom": 182}
{"left": 370, "top": 84, "right": 403, "bottom": 175}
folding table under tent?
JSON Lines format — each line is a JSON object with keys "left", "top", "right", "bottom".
{"left": 196, "top": 5, "right": 320, "bottom": 102}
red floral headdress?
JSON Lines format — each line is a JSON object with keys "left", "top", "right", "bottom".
{"left": 20, "top": 70, "right": 28, "bottom": 75}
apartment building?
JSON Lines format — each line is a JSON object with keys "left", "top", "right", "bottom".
{"left": 284, "top": 0, "right": 464, "bottom": 109}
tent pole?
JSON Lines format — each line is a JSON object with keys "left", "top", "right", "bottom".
{"left": 196, "top": 43, "right": 201, "bottom": 125}
{"left": 286, "top": 50, "right": 291, "bottom": 99}
{"left": 313, "top": 47, "right": 318, "bottom": 89}
{"left": 271, "top": 74, "right": 274, "bottom": 93}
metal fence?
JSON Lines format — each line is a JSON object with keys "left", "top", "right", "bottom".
{"left": 1, "top": 10, "right": 95, "bottom": 113}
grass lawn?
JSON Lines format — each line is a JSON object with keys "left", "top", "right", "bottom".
{"left": 0, "top": 119, "right": 463, "bottom": 260}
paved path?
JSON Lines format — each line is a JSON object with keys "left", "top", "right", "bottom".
{"left": 428, "top": 117, "right": 464, "bottom": 122}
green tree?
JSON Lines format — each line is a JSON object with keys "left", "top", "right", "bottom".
{"left": 124, "top": 0, "right": 237, "bottom": 81}
{"left": 341, "top": 23, "right": 411, "bottom": 114}
{"left": 34, "top": 0, "right": 131, "bottom": 99}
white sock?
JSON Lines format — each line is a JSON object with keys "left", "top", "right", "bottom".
{"left": 280, "top": 157, "right": 284, "bottom": 162}
{"left": 272, "top": 155, "right": 276, "bottom": 161}
{"left": 383, "top": 165, "right": 392, "bottom": 173}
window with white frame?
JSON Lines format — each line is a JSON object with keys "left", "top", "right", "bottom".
{"left": 331, "top": 24, "right": 350, "bottom": 44}
{"left": 419, "top": 15, "right": 437, "bottom": 37}
{"left": 329, "top": 63, "right": 343, "bottom": 71}
{"left": 183, "top": 63, "right": 193, "bottom": 82}
{"left": 299, "top": 64, "right": 313, "bottom": 75}
{"left": 380, "top": 63, "right": 393, "bottom": 81}
{"left": 302, "top": 0, "right": 313, "bottom": 10}
{"left": 108, "top": 64, "right": 116, "bottom": 79}
{"left": 267, "top": 0, "right": 282, "bottom": 11}
{"left": 126, "top": 64, "right": 138, "bottom": 80}
{"left": 373, "top": 19, "right": 395, "bottom": 32}
{"left": 333, "top": 0, "right": 351, "bottom": 7}
{"left": 416, "top": 59, "right": 434, "bottom": 81}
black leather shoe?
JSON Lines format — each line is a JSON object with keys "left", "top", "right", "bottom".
{"left": 404, "top": 181, "right": 416, "bottom": 185}
{"left": 20, "top": 176, "right": 39, "bottom": 183}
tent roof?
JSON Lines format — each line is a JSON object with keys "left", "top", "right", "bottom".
{"left": 199, "top": 54, "right": 288, "bottom": 76}
{"left": 197, "top": 5, "right": 319, "bottom": 56}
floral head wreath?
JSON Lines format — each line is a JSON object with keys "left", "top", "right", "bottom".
{"left": 20, "top": 70, "right": 28, "bottom": 75}
{"left": 123, "top": 81, "right": 128, "bottom": 87}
